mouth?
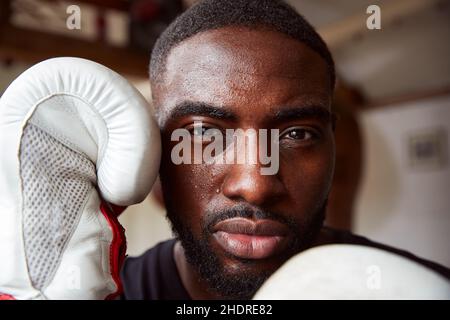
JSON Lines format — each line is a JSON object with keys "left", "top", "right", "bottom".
{"left": 212, "top": 218, "right": 290, "bottom": 260}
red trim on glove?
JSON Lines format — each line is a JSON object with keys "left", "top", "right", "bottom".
{"left": 0, "top": 293, "right": 16, "bottom": 300}
{"left": 108, "top": 204, "right": 127, "bottom": 217}
{"left": 100, "top": 201, "right": 127, "bottom": 300}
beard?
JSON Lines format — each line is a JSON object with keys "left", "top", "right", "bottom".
{"left": 166, "top": 202, "right": 327, "bottom": 300}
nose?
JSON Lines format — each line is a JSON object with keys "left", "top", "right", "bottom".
{"left": 221, "top": 163, "right": 285, "bottom": 207}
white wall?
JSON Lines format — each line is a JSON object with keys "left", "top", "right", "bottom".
{"left": 355, "top": 94, "right": 450, "bottom": 267}
{"left": 332, "top": 1, "right": 450, "bottom": 100}
{"left": 119, "top": 196, "right": 172, "bottom": 257}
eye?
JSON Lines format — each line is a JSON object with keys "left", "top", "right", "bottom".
{"left": 192, "top": 125, "right": 208, "bottom": 137}
{"left": 280, "top": 126, "right": 319, "bottom": 143}
{"left": 185, "top": 122, "right": 221, "bottom": 140}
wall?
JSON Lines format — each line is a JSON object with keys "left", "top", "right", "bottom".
{"left": 355, "top": 94, "right": 450, "bottom": 267}
{"left": 119, "top": 196, "right": 172, "bottom": 257}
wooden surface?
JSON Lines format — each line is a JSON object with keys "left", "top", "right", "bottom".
{"left": 0, "top": 23, "right": 149, "bottom": 77}
{"left": 47, "top": 0, "right": 130, "bottom": 11}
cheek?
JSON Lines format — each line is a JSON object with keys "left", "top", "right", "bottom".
{"left": 280, "top": 140, "right": 335, "bottom": 213}
{"left": 160, "top": 137, "right": 222, "bottom": 201}
{"left": 160, "top": 137, "right": 226, "bottom": 232}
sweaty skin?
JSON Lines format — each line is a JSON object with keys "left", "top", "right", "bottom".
{"left": 153, "top": 26, "right": 336, "bottom": 299}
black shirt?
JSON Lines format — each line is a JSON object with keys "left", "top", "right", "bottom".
{"left": 120, "top": 228, "right": 450, "bottom": 300}
{"left": 120, "top": 238, "right": 190, "bottom": 300}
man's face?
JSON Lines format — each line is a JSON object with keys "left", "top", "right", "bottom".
{"left": 153, "top": 26, "right": 335, "bottom": 298}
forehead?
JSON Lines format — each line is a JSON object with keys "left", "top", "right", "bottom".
{"left": 155, "top": 26, "right": 332, "bottom": 122}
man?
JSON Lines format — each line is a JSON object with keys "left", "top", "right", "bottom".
{"left": 120, "top": 0, "right": 450, "bottom": 300}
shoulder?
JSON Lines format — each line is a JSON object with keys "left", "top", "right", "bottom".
{"left": 120, "top": 238, "right": 177, "bottom": 300}
{"left": 122, "top": 238, "right": 176, "bottom": 273}
{"left": 322, "top": 227, "right": 450, "bottom": 280}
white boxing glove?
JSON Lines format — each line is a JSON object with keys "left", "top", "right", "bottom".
{"left": 0, "top": 57, "right": 161, "bottom": 300}
{"left": 253, "top": 244, "right": 450, "bottom": 300}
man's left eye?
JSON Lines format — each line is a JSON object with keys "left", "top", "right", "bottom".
{"left": 280, "top": 127, "right": 316, "bottom": 141}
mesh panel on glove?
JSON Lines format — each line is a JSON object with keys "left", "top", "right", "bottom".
{"left": 20, "top": 123, "right": 96, "bottom": 290}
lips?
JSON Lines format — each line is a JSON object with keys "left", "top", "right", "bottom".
{"left": 212, "top": 218, "right": 290, "bottom": 259}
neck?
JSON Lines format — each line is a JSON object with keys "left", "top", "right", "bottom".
{"left": 173, "top": 240, "right": 222, "bottom": 300}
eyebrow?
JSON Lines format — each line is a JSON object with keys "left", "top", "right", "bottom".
{"left": 274, "top": 106, "right": 336, "bottom": 125}
{"left": 167, "top": 101, "right": 237, "bottom": 121}
{"left": 166, "top": 101, "right": 336, "bottom": 128}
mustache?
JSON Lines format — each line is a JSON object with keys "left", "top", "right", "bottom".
{"left": 203, "top": 204, "right": 297, "bottom": 233}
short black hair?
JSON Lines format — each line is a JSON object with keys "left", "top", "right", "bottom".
{"left": 149, "top": 0, "right": 335, "bottom": 90}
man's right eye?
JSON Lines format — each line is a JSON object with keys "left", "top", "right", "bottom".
{"left": 185, "top": 123, "right": 221, "bottom": 140}
{"left": 192, "top": 125, "right": 208, "bottom": 137}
